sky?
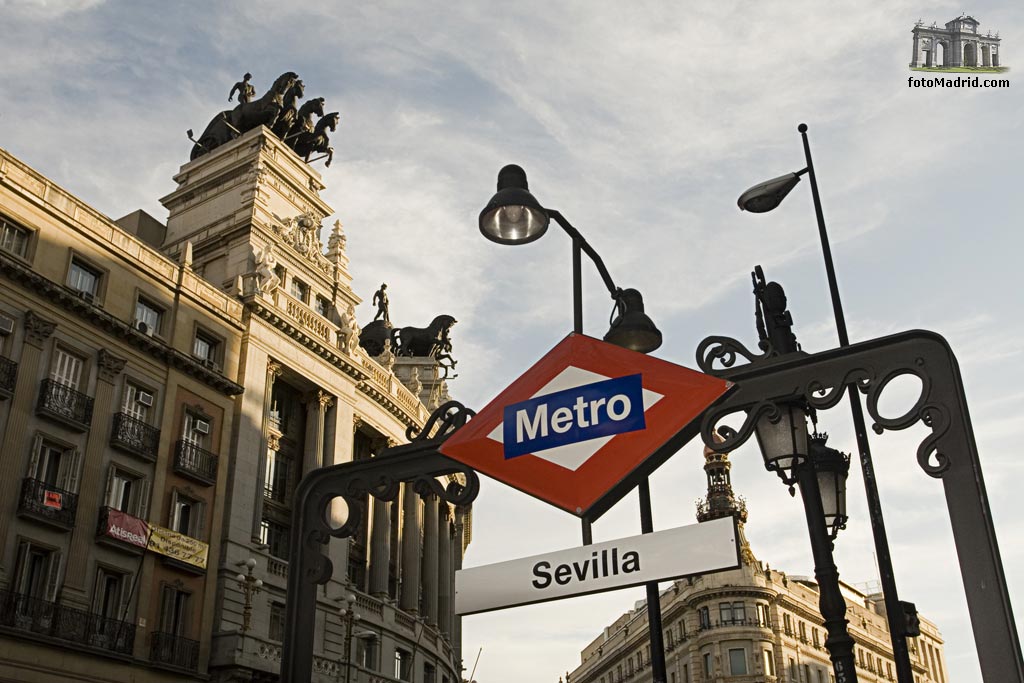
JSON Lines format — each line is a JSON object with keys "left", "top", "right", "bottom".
{"left": 1, "top": 1, "right": 1022, "bottom": 681}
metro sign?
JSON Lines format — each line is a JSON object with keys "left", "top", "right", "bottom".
{"left": 440, "top": 334, "right": 732, "bottom": 519}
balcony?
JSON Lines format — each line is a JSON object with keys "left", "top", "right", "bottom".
{"left": 18, "top": 478, "right": 77, "bottom": 529}
{"left": 36, "top": 379, "right": 94, "bottom": 430}
{"left": 0, "top": 355, "right": 16, "bottom": 398}
{"left": 150, "top": 631, "right": 199, "bottom": 671}
{"left": 0, "top": 589, "right": 135, "bottom": 657}
{"left": 173, "top": 440, "right": 218, "bottom": 485}
{"left": 110, "top": 412, "right": 161, "bottom": 461}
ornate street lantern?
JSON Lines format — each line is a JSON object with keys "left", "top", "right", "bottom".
{"left": 754, "top": 401, "right": 810, "bottom": 487}
{"left": 809, "top": 433, "right": 851, "bottom": 539}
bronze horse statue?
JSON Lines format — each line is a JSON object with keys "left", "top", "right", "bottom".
{"left": 285, "top": 97, "right": 324, "bottom": 147}
{"left": 391, "top": 315, "right": 456, "bottom": 357}
{"left": 292, "top": 112, "right": 340, "bottom": 167}
{"left": 191, "top": 72, "right": 299, "bottom": 160}
{"left": 271, "top": 79, "right": 305, "bottom": 138}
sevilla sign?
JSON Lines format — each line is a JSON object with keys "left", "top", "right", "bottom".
{"left": 440, "top": 334, "right": 731, "bottom": 519}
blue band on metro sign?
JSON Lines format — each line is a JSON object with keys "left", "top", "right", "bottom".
{"left": 502, "top": 374, "right": 646, "bottom": 458}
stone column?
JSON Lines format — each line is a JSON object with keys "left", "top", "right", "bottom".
{"left": 367, "top": 496, "right": 391, "bottom": 597}
{"left": 325, "top": 400, "right": 352, "bottom": 584}
{"left": 452, "top": 506, "right": 466, "bottom": 665}
{"left": 399, "top": 486, "right": 421, "bottom": 612}
{"left": 250, "top": 358, "right": 281, "bottom": 543}
{"left": 421, "top": 494, "right": 439, "bottom": 625}
{"left": 437, "top": 507, "right": 453, "bottom": 637}
{"left": 911, "top": 33, "right": 921, "bottom": 67}
{"left": 62, "top": 348, "right": 126, "bottom": 605}
{"left": 303, "top": 389, "right": 333, "bottom": 475}
{"left": 0, "top": 311, "right": 56, "bottom": 578}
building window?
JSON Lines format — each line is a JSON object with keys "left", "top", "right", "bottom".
{"left": 133, "top": 297, "right": 162, "bottom": 335}
{"left": 122, "top": 382, "right": 154, "bottom": 423}
{"left": 264, "top": 448, "right": 293, "bottom": 503}
{"left": 720, "top": 601, "right": 745, "bottom": 624}
{"left": 357, "top": 635, "right": 377, "bottom": 670}
{"left": 424, "top": 663, "right": 436, "bottom": 683}
{"left": 804, "top": 664, "right": 812, "bottom": 682}
{"left": 783, "top": 612, "right": 793, "bottom": 635}
{"left": 757, "top": 602, "right": 770, "bottom": 626}
{"left": 728, "top": 648, "right": 747, "bottom": 675}
{"left": 51, "top": 347, "right": 85, "bottom": 390}
{"left": 182, "top": 411, "right": 210, "bottom": 447}
{"left": 813, "top": 627, "right": 820, "bottom": 648}
{"left": 170, "top": 490, "right": 203, "bottom": 538}
{"left": 12, "top": 539, "right": 61, "bottom": 602}
{"left": 315, "top": 296, "right": 331, "bottom": 317}
{"left": 192, "top": 329, "right": 221, "bottom": 368}
{"left": 682, "top": 664, "right": 688, "bottom": 683}
{"left": 789, "top": 658, "right": 797, "bottom": 679}
{"left": 702, "top": 652, "right": 712, "bottom": 677}
{"left": 395, "top": 648, "right": 412, "bottom": 681}
{"left": 105, "top": 465, "right": 142, "bottom": 514}
{"left": 290, "top": 278, "right": 309, "bottom": 303}
{"left": 67, "top": 258, "right": 101, "bottom": 300}
{"left": 260, "top": 518, "right": 290, "bottom": 559}
{"left": 159, "top": 585, "right": 190, "bottom": 636}
{"left": 697, "top": 606, "right": 710, "bottom": 629}
{"left": 268, "top": 602, "right": 285, "bottom": 641}
{"left": 763, "top": 650, "right": 775, "bottom": 676}
{"left": 28, "top": 436, "right": 79, "bottom": 491}
{"left": 93, "top": 566, "right": 128, "bottom": 621}
{"left": 0, "top": 216, "right": 30, "bottom": 258}
{"left": 818, "top": 669, "right": 826, "bottom": 683}
{"left": 799, "top": 620, "right": 807, "bottom": 642}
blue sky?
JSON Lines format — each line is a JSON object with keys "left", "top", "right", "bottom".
{"left": 2, "top": 1, "right": 1023, "bottom": 681}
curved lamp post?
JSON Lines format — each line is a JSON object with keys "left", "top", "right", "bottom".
{"left": 737, "top": 124, "right": 915, "bottom": 682}
{"left": 479, "top": 165, "right": 667, "bottom": 683}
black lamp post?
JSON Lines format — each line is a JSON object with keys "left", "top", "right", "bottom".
{"left": 339, "top": 592, "right": 360, "bottom": 683}
{"left": 738, "top": 124, "right": 915, "bottom": 682}
{"left": 480, "top": 164, "right": 667, "bottom": 683}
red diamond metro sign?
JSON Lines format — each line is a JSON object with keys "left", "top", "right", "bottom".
{"left": 440, "top": 334, "right": 733, "bottom": 519}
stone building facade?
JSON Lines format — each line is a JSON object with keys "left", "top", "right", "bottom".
{"left": 0, "top": 125, "right": 469, "bottom": 683}
{"left": 568, "top": 448, "right": 949, "bottom": 683}
{"left": 911, "top": 15, "right": 1002, "bottom": 69}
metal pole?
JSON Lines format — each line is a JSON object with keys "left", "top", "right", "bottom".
{"left": 796, "top": 462, "right": 859, "bottom": 683}
{"left": 799, "top": 122, "right": 914, "bottom": 683}
{"left": 573, "top": 237, "right": 593, "bottom": 547}
{"left": 638, "top": 480, "right": 667, "bottom": 683}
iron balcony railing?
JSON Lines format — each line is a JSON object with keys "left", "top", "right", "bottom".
{"left": 698, "top": 617, "right": 773, "bottom": 632}
{"left": 110, "top": 412, "right": 161, "bottom": 461}
{"left": 18, "top": 478, "right": 77, "bottom": 528}
{"left": 37, "top": 379, "right": 94, "bottom": 430}
{"left": 173, "top": 440, "right": 218, "bottom": 485}
{"left": 0, "top": 589, "right": 135, "bottom": 656}
{"left": 150, "top": 631, "right": 199, "bottom": 671}
{"left": 0, "top": 355, "right": 17, "bottom": 397}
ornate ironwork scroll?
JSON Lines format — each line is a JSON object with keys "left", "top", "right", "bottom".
{"left": 280, "top": 401, "right": 479, "bottom": 683}
{"left": 695, "top": 329, "right": 1023, "bottom": 681}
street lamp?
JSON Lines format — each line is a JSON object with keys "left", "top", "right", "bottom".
{"left": 236, "top": 558, "right": 263, "bottom": 633}
{"left": 479, "top": 164, "right": 667, "bottom": 683}
{"left": 753, "top": 402, "right": 810, "bottom": 488}
{"left": 809, "top": 433, "right": 851, "bottom": 540}
{"left": 737, "top": 123, "right": 914, "bottom": 683}
{"left": 339, "top": 592, "right": 360, "bottom": 683}
{"left": 479, "top": 164, "right": 662, "bottom": 353}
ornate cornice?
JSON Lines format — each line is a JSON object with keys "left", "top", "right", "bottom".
{"left": 0, "top": 251, "right": 244, "bottom": 396}
{"left": 23, "top": 309, "right": 57, "bottom": 346}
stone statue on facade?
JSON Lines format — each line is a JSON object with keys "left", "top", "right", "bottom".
{"left": 390, "top": 315, "right": 456, "bottom": 358}
{"left": 254, "top": 244, "right": 280, "bottom": 293}
{"left": 271, "top": 79, "right": 305, "bottom": 138}
{"left": 285, "top": 97, "right": 325, "bottom": 147}
{"left": 372, "top": 284, "right": 390, "bottom": 324}
{"left": 229, "top": 72, "right": 256, "bottom": 104}
{"left": 337, "top": 303, "right": 361, "bottom": 355}
{"left": 404, "top": 366, "right": 423, "bottom": 396}
{"left": 191, "top": 71, "right": 299, "bottom": 160}
{"left": 752, "top": 265, "right": 798, "bottom": 355}
{"left": 375, "top": 338, "right": 396, "bottom": 372}
{"left": 291, "top": 112, "right": 340, "bottom": 167}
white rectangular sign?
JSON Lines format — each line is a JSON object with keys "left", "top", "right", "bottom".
{"left": 455, "top": 516, "right": 739, "bottom": 615}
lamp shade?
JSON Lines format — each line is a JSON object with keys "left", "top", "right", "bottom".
{"left": 737, "top": 173, "right": 802, "bottom": 213}
{"left": 479, "top": 164, "right": 550, "bottom": 244}
{"left": 603, "top": 288, "right": 662, "bottom": 353}
{"left": 753, "top": 402, "right": 809, "bottom": 485}
{"left": 809, "top": 435, "right": 850, "bottom": 538}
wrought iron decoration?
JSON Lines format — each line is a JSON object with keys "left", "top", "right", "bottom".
{"left": 695, "top": 291, "right": 1023, "bottom": 681}
{"left": 280, "top": 400, "right": 479, "bottom": 683}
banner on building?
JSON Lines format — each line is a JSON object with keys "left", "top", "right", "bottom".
{"left": 147, "top": 524, "right": 209, "bottom": 569}
{"left": 100, "top": 508, "right": 150, "bottom": 549}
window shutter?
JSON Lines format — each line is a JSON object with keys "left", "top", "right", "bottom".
{"left": 169, "top": 490, "right": 179, "bottom": 528}
{"left": 138, "top": 479, "right": 151, "bottom": 520}
{"left": 12, "top": 540, "right": 29, "bottom": 594}
{"left": 193, "top": 500, "right": 206, "bottom": 539}
{"left": 159, "top": 585, "right": 173, "bottom": 633}
{"left": 104, "top": 463, "right": 117, "bottom": 508}
{"left": 59, "top": 449, "right": 81, "bottom": 492}
{"left": 117, "top": 572, "right": 132, "bottom": 623}
{"left": 27, "top": 435, "right": 42, "bottom": 479}
{"left": 46, "top": 550, "right": 63, "bottom": 602}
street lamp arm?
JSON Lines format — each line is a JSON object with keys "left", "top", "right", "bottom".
{"left": 547, "top": 209, "right": 619, "bottom": 298}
